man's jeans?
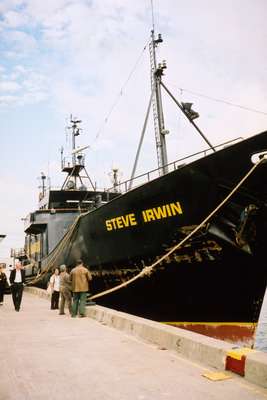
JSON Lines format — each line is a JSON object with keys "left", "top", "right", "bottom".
{"left": 72, "top": 292, "right": 87, "bottom": 317}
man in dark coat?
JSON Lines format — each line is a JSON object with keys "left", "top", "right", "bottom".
{"left": 9, "top": 262, "right": 26, "bottom": 312}
{"left": 0, "top": 265, "right": 7, "bottom": 304}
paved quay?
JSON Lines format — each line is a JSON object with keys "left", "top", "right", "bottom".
{"left": 1, "top": 292, "right": 267, "bottom": 400}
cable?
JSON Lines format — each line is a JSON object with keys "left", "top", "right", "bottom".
{"left": 170, "top": 85, "right": 267, "bottom": 116}
{"left": 92, "top": 38, "right": 150, "bottom": 144}
{"left": 151, "top": 0, "right": 155, "bottom": 32}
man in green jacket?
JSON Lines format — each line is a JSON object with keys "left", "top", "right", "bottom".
{"left": 70, "top": 259, "right": 92, "bottom": 318}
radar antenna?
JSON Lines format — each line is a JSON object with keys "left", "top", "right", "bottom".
{"left": 61, "top": 117, "right": 95, "bottom": 191}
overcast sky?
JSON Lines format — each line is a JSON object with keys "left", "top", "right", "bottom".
{"left": 0, "top": 0, "right": 267, "bottom": 263}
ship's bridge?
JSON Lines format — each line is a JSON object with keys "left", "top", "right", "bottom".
{"left": 25, "top": 187, "right": 120, "bottom": 234}
{"left": 24, "top": 212, "right": 47, "bottom": 235}
{"left": 39, "top": 188, "right": 119, "bottom": 211}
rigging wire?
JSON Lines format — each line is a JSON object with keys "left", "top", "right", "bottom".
{"left": 171, "top": 85, "right": 267, "bottom": 116}
{"left": 91, "top": 38, "right": 150, "bottom": 145}
{"left": 150, "top": 0, "right": 155, "bottom": 32}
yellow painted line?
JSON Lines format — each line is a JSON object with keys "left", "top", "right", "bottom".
{"left": 226, "top": 347, "right": 255, "bottom": 360}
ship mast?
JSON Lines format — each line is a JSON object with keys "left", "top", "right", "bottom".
{"left": 61, "top": 117, "right": 95, "bottom": 190}
{"left": 129, "top": 30, "right": 215, "bottom": 188}
{"left": 150, "top": 30, "right": 169, "bottom": 175}
{"left": 70, "top": 117, "right": 82, "bottom": 166}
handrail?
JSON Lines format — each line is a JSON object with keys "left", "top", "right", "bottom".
{"left": 107, "top": 137, "right": 243, "bottom": 195}
{"left": 37, "top": 137, "right": 243, "bottom": 199}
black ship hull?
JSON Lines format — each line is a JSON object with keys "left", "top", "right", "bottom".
{"left": 25, "top": 131, "right": 267, "bottom": 345}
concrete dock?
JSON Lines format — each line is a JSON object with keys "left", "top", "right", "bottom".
{"left": 1, "top": 290, "right": 267, "bottom": 400}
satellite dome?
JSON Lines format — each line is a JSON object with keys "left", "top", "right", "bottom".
{"left": 66, "top": 180, "right": 75, "bottom": 190}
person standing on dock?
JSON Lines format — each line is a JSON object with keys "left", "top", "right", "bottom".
{"left": 0, "top": 265, "right": 7, "bottom": 305}
{"left": 49, "top": 268, "right": 60, "bottom": 310}
{"left": 9, "top": 262, "right": 26, "bottom": 312}
{"left": 59, "top": 264, "right": 72, "bottom": 315}
{"left": 70, "top": 259, "right": 92, "bottom": 318}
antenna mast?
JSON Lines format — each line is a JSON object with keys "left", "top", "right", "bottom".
{"left": 149, "top": 30, "right": 169, "bottom": 175}
{"left": 70, "top": 116, "right": 82, "bottom": 165}
{"left": 61, "top": 117, "right": 95, "bottom": 190}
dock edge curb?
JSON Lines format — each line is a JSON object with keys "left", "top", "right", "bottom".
{"left": 25, "top": 286, "right": 267, "bottom": 388}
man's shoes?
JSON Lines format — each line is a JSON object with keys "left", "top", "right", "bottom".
{"left": 59, "top": 313, "right": 65, "bottom": 315}
{"left": 79, "top": 315, "right": 86, "bottom": 318}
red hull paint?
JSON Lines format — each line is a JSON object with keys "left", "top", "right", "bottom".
{"left": 166, "top": 322, "right": 257, "bottom": 347}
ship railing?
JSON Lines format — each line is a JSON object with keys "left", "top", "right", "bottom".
{"left": 107, "top": 137, "right": 243, "bottom": 195}
{"left": 36, "top": 187, "right": 111, "bottom": 197}
{"left": 10, "top": 248, "right": 26, "bottom": 258}
{"left": 62, "top": 155, "right": 85, "bottom": 169}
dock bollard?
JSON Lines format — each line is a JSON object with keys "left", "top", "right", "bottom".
{"left": 225, "top": 347, "right": 254, "bottom": 376}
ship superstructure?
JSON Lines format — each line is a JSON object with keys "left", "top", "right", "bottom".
{"left": 23, "top": 118, "right": 119, "bottom": 275}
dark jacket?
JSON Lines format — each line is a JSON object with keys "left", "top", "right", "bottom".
{"left": 10, "top": 269, "right": 26, "bottom": 284}
{"left": 0, "top": 272, "right": 7, "bottom": 287}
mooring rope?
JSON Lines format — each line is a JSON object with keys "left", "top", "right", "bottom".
{"left": 88, "top": 157, "right": 266, "bottom": 301}
{"left": 26, "top": 214, "right": 82, "bottom": 285}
